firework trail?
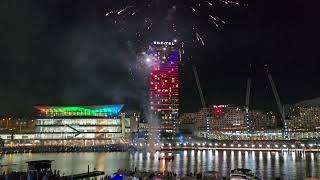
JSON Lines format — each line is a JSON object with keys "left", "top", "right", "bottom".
{"left": 105, "top": 0, "right": 243, "bottom": 47}
{"left": 117, "top": 6, "right": 134, "bottom": 15}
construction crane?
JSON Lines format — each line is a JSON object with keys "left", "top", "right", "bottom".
{"left": 265, "top": 64, "right": 288, "bottom": 139}
{"left": 192, "top": 65, "right": 206, "bottom": 108}
{"left": 245, "top": 65, "right": 252, "bottom": 134}
{"left": 192, "top": 65, "right": 209, "bottom": 138}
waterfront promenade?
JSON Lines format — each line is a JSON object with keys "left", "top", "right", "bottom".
{"left": 1, "top": 140, "right": 320, "bottom": 154}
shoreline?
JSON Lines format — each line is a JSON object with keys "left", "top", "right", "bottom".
{"left": 1, "top": 145, "right": 320, "bottom": 154}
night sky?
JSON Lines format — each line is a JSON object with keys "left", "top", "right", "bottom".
{"left": 0, "top": 0, "right": 319, "bottom": 115}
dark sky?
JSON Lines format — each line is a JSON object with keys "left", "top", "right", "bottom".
{"left": 0, "top": 0, "right": 319, "bottom": 115}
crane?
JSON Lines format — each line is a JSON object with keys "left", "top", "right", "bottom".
{"left": 245, "top": 65, "right": 252, "bottom": 134}
{"left": 265, "top": 64, "right": 288, "bottom": 139}
{"left": 192, "top": 65, "right": 209, "bottom": 138}
{"left": 192, "top": 65, "right": 206, "bottom": 108}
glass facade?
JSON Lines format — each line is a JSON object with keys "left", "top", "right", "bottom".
{"left": 148, "top": 41, "right": 180, "bottom": 133}
{"left": 33, "top": 105, "right": 130, "bottom": 141}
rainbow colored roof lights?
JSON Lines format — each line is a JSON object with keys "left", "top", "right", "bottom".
{"left": 34, "top": 105, "right": 124, "bottom": 117}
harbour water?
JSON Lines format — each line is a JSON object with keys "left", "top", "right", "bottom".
{"left": 0, "top": 150, "right": 319, "bottom": 179}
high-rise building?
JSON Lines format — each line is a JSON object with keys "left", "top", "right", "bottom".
{"left": 194, "top": 105, "right": 246, "bottom": 136}
{"left": 286, "top": 98, "right": 320, "bottom": 131}
{"left": 287, "top": 105, "right": 320, "bottom": 131}
{"left": 148, "top": 41, "right": 180, "bottom": 133}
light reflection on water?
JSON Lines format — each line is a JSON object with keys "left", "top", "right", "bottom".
{"left": 0, "top": 150, "right": 319, "bottom": 179}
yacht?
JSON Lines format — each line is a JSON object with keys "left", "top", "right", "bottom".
{"left": 230, "top": 168, "right": 261, "bottom": 180}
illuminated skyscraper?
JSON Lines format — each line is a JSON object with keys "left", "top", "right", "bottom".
{"left": 148, "top": 41, "right": 180, "bottom": 133}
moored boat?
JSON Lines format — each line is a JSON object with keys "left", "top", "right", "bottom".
{"left": 230, "top": 168, "right": 261, "bottom": 180}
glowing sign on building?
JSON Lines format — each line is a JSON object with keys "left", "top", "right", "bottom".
{"left": 34, "top": 105, "right": 124, "bottom": 117}
{"left": 212, "top": 105, "right": 228, "bottom": 115}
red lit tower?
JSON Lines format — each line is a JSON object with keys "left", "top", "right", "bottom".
{"left": 148, "top": 41, "right": 180, "bottom": 134}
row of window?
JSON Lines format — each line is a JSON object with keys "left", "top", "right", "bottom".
{"left": 37, "top": 119, "right": 121, "bottom": 126}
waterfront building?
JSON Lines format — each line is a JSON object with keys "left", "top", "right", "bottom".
{"left": 216, "top": 105, "right": 246, "bottom": 131}
{"left": 249, "top": 110, "right": 277, "bottom": 131}
{"left": 125, "top": 111, "right": 141, "bottom": 133}
{"left": 178, "top": 113, "right": 196, "bottom": 124}
{"left": 178, "top": 113, "right": 197, "bottom": 135}
{"left": 194, "top": 108, "right": 212, "bottom": 136}
{"left": 0, "top": 105, "right": 132, "bottom": 146}
{"left": 194, "top": 105, "right": 246, "bottom": 136}
{"left": 33, "top": 105, "right": 130, "bottom": 146}
{"left": 287, "top": 105, "right": 320, "bottom": 131}
{"left": 148, "top": 41, "right": 180, "bottom": 134}
{"left": 192, "top": 105, "right": 279, "bottom": 137}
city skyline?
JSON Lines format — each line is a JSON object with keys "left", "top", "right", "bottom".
{"left": 1, "top": 1, "right": 320, "bottom": 179}
{"left": 0, "top": 0, "right": 319, "bottom": 116}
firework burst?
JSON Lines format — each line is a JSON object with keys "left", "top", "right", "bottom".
{"left": 105, "top": 0, "right": 243, "bottom": 47}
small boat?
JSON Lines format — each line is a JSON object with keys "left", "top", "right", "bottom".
{"left": 230, "top": 168, "right": 261, "bottom": 180}
{"left": 158, "top": 155, "right": 174, "bottom": 161}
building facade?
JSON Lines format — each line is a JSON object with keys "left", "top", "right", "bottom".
{"left": 249, "top": 110, "right": 276, "bottom": 131}
{"left": 193, "top": 105, "right": 247, "bottom": 137}
{"left": 192, "top": 105, "right": 278, "bottom": 136}
{"left": 211, "top": 105, "right": 246, "bottom": 132}
{"left": 32, "top": 105, "right": 130, "bottom": 146}
{"left": 0, "top": 105, "right": 136, "bottom": 146}
{"left": 178, "top": 113, "right": 197, "bottom": 135}
{"left": 125, "top": 111, "right": 140, "bottom": 133}
{"left": 148, "top": 41, "right": 180, "bottom": 133}
{"left": 287, "top": 105, "right": 320, "bottom": 131}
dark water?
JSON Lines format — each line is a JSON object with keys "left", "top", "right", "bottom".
{"left": 1, "top": 150, "right": 319, "bottom": 179}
